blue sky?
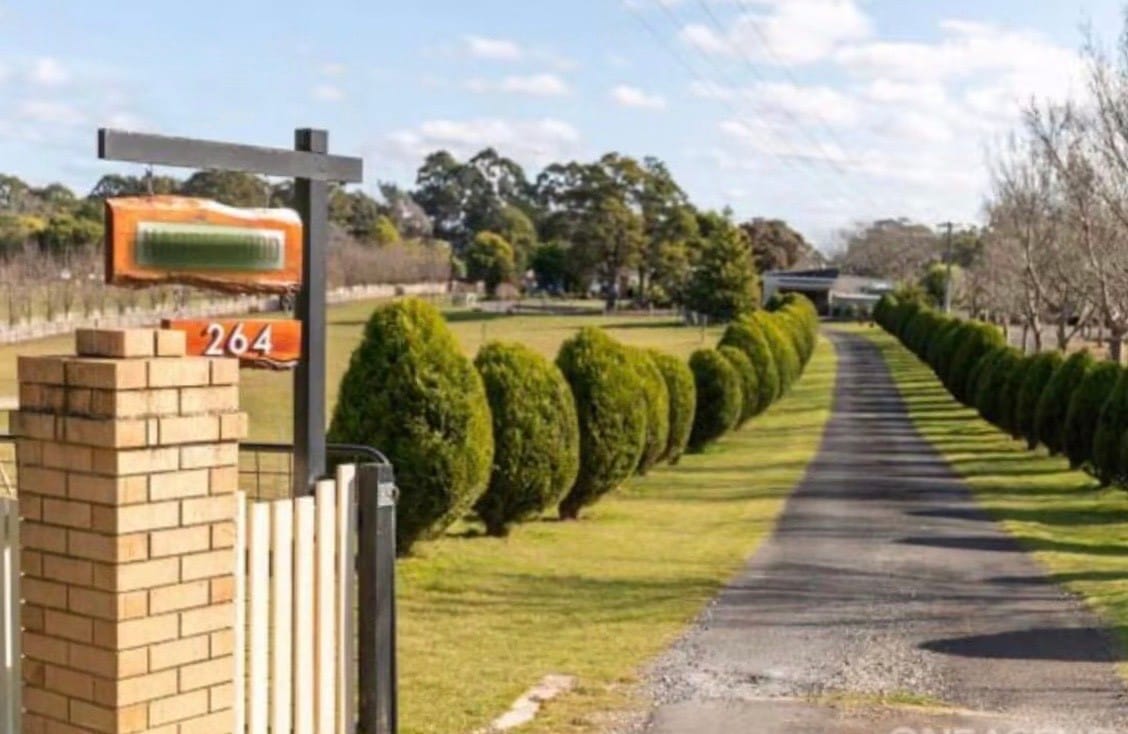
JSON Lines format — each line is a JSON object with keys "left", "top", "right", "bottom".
{"left": 0, "top": 0, "right": 1124, "bottom": 248}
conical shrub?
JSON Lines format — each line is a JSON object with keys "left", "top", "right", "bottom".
{"left": 1035, "top": 350, "right": 1094, "bottom": 456}
{"left": 688, "top": 349, "right": 742, "bottom": 451}
{"left": 752, "top": 310, "right": 801, "bottom": 395}
{"left": 1064, "top": 361, "right": 1122, "bottom": 471}
{"left": 472, "top": 341, "right": 580, "bottom": 536}
{"left": 649, "top": 350, "right": 696, "bottom": 465}
{"left": 718, "top": 315, "right": 779, "bottom": 414}
{"left": 1014, "top": 351, "right": 1063, "bottom": 449}
{"left": 556, "top": 328, "right": 648, "bottom": 519}
{"left": 949, "top": 323, "right": 1006, "bottom": 405}
{"left": 718, "top": 345, "right": 759, "bottom": 426}
{"left": 1091, "top": 369, "right": 1128, "bottom": 486}
{"left": 628, "top": 347, "right": 671, "bottom": 476}
{"left": 975, "top": 348, "right": 1021, "bottom": 428}
{"left": 999, "top": 356, "right": 1034, "bottom": 438}
{"left": 328, "top": 298, "right": 493, "bottom": 553}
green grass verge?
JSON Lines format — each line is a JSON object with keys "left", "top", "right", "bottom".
{"left": 848, "top": 324, "right": 1128, "bottom": 671}
{"left": 397, "top": 335, "right": 837, "bottom": 734}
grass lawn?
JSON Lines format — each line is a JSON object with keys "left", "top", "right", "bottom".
{"left": 397, "top": 333, "right": 837, "bottom": 734}
{"left": 848, "top": 324, "right": 1128, "bottom": 670}
{"left": 0, "top": 299, "right": 838, "bottom": 731}
{"left": 0, "top": 298, "right": 724, "bottom": 442}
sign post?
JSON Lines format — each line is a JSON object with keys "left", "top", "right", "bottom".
{"left": 97, "top": 127, "right": 363, "bottom": 497}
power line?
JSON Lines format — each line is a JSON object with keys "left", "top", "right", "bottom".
{"left": 728, "top": 0, "right": 866, "bottom": 170}
{"left": 689, "top": 0, "right": 854, "bottom": 176}
{"left": 687, "top": 0, "right": 887, "bottom": 218}
{"left": 625, "top": 1, "right": 881, "bottom": 217}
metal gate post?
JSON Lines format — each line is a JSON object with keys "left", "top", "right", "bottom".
{"left": 292, "top": 128, "right": 329, "bottom": 497}
{"left": 357, "top": 462, "right": 397, "bottom": 734}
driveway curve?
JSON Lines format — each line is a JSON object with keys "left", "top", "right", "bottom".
{"left": 641, "top": 330, "right": 1128, "bottom": 734}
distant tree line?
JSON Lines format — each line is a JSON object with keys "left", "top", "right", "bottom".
{"left": 0, "top": 148, "right": 821, "bottom": 320}
{"left": 410, "top": 147, "right": 819, "bottom": 315}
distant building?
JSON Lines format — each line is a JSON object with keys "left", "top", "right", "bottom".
{"left": 762, "top": 268, "right": 893, "bottom": 317}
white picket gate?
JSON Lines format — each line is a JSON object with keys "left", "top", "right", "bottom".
{"left": 1, "top": 496, "right": 20, "bottom": 734}
{"left": 233, "top": 464, "right": 358, "bottom": 734}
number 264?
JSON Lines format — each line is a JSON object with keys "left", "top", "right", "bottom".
{"left": 203, "top": 322, "right": 274, "bottom": 357}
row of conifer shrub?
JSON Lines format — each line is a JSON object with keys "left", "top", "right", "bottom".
{"left": 329, "top": 295, "right": 821, "bottom": 553}
{"left": 875, "top": 295, "right": 1128, "bottom": 488}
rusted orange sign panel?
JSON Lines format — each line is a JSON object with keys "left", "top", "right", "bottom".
{"left": 162, "top": 319, "right": 302, "bottom": 370}
{"left": 106, "top": 196, "right": 302, "bottom": 294}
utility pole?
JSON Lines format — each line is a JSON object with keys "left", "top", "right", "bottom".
{"left": 941, "top": 221, "right": 954, "bottom": 314}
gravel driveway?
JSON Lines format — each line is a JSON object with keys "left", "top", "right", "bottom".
{"left": 639, "top": 330, "right": 1128, "bottom": 734}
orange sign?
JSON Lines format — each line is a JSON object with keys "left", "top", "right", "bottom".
{"left": 106, "top": 196, "right": 302, "bottom": 294}
{"left": 163, "top": 319, "right": 301, "bottom": 370}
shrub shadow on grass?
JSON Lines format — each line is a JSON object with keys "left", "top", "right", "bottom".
{"left": 600, "top": 320, "right": 689, "bottom": 330}
{"left": 407, "top": 571, "right": 720, "bottom": 620}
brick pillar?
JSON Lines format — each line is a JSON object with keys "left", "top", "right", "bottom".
{"left": 14, "top": 328, "right": 247, "bottom": 734}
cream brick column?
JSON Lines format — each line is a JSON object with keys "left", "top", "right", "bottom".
{"left": 14, "top": 328, "right": 247, "bottom": 734}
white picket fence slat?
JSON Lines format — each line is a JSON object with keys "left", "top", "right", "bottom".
{"left": 336, "top": 463, "right": 356, "bottom": 734}
{"left": 294, "top": 495, "right": 316, "bottom": 734}
{"left": 270, "top": 500, "right": 294, "bottom": 734}
{"left": 232, "top": 465, "right": 359, "bottom": 733}
{"left": 1, "top": 497, "right": 20, "bottom": 734}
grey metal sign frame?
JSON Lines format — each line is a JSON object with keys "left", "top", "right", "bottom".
{"left": 97, "top": 127, "right": 364, "bottom": 498}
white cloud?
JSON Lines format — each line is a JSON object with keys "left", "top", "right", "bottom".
{"left": 466, "top": 73, "right": 569, "bottom": 96}
{"left": 623, "top": 0, "right": 685, "bottom": 8}
{"left": 690, "top": 81, "right": 859, "bottom": 126}
{"left": 313, "top": 84, "right": 344, "bottom": 102}
{"left": 611, "top": 85, "right": 667, "bottom": 110}
{"left": 682, "top": 0, "right": 872, "bottom": 65}
{"left": 835, "top": 19, "right": 1082, "bottom": 93}
{"left": 321, "top": 62, "right": 346, "bottom": 76}
{"left": 18, "top": 100, "right": 84, "bottom": 126}
{"left": 28, "top": 57, "right": 69, "bottom": 86}
{"left": 463, "top": 35, "right": 522, "bottom": 61}
{"left": 101, "top": 111, "right": 149, "bottom": 131}
{"left": 385, "top": 117, "right": 581, "bottom": 166}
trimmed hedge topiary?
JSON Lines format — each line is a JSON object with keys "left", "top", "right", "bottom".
{"left": 1091, "top": 369, "right": 1128, "bottom": 486}
{"left": 999, "top": 355, "right": 1034, "bottom": 438}
{"left": 688, "top": 349, "right": 742, "bottom": 451}
{"left": 975, "top": 347, "right": 1021, "bottom": 428}
{"left": 779, "top": 293, "right": 819, "bottom": 364}
{"left": 926, "top": 317, "right": 961, "bottom": 372}
{"left": 968, "top": 345, "right": 1007, "bottom": 412}
{"left": 649, "top": 350, "right": 696, "bottom": 465}
{"left": 874, "top": 294, "right": 898, "bottom": 329}
{"left": 948, "top": 323, "right": 1006, "bottom": 405}
{"left": 1035, "top": 350, "right": 1094, "bottom": 456}
{"left": 770, "top": 294, "right": 819, "bottom": 367}
{"left": 892, "top": 301, "right": 921, "bottom": 342}
{"left": 1064, "top": 361, "right": 1122, "bottom": 471}
{"left": 329, "top": 298, "right": 493, "bottom": 552}
{"left": 555, "top": 327, "right": 648, "bottom": 519}
{"left": 472, "top": 341, "right": 580, "bottom": 536}
{"left": 752, "top": 311, "right": 801, "bottom": 395}
{"left": 932, "top": 320, "right": 967, "bottom": 383}
{"left": 629, "top": 347, "right": 671, "bottom": 475}
{"left": 719, "top": 315, "right": 780, "bottom": 412}
{"left": 1014, "top": 351, "right": 1063, "bottom": 449}
{"left": 718, "top": 345, "right": 759, "bottom": 426}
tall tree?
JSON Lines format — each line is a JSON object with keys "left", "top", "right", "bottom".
{"left": 685, "top": 214, "right": 759, "bottom": 321}
{"left": 835, "top": 218, "right": 938, "bottom": 282}
{"left": 180, "top": 170, "right": 271, "bottom": 208}
{"left": 574, "top": 193, "right": 644, "bottom": 310}
{"left": 741, "top": 218, "right": 814, "bottom": 272}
